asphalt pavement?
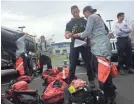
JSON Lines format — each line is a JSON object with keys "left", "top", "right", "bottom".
{"left": 1, "top": 64, "right": 134, "bottom": 104}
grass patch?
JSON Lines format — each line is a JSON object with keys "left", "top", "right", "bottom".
{"left": 51, "top": 55, "right": 69, "bottom": 61}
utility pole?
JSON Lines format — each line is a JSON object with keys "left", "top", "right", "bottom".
{"left": 106, "top": 20, "right": 113, "bottom": 30}
{"left": 18, "top": 26, "right": 25, "bottom": 32}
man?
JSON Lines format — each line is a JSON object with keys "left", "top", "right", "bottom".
{"left": 39, "top": 36, "right": 52, "bottom": 74}
{"left": 65, "top": 5, "right": 95, "bottom": 87}
{"left": 113, "top": 12, "right": 134, "bottom": 75}
{"left": 73, "top": 6, "right": 116, "bottom": 104}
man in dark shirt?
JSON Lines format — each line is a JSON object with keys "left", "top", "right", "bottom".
{"left": 65, "top": 5, "right": 96, "bottom": 87}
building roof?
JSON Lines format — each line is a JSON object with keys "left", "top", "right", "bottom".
{"left": 52, "top": 42, "right": 71, "bottom": 46}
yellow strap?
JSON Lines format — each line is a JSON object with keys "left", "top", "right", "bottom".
{"left": 68, "top": 85, "right": 76, "bottom": 94}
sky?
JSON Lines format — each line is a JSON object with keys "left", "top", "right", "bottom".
{"left": 1, "top": 0, "right": 134, "bottom": 42}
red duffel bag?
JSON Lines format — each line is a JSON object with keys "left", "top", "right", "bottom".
{"left": 9, "top": 75, "right": 32, "bottom": 89}
{"left": 57, "top": 67, "right": 69, "bottom": 82}
{"left": 42, "top": 67, "right": 69, "bottom": 85}
{"left": 16, "top": 75, "right": 32, "bottom": 83}
{"left": 41, "top": 79, "right": 67, "bottom": 104}
{"left": 7, "top": 81, "right": 29, "bottom": 95}
{"left": 42, "top": 67, "right": 60, "bottom": 80}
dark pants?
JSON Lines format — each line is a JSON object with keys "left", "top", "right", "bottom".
{"left": 39, "top": 55, "right": 52, "bottom": 73}
{"left": 69, "top": 46, "right": 96, "bottom": 83}
{"left": 99, "top": 75, "right": 116, "bottom": 100}
{"left": 117, "top": 37, "right": 132, "bottom": 70}
{"left": 64, "top": 85, "right": 71, "bottom": 104}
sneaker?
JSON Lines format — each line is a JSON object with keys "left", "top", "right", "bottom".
{"left": 119, "top": 70, "right": 125, "bottom": 75}
{"left": 107, "top": 100, "right": 116, "bottom": 104}
{"left": 106, "top": 96, "right": 116, "bottom": 104}
{"left": 89, "top": 80, "right": 95, "bottom": 88}
{"left": 109, "top": 99, "right": 116, "bottom": 104}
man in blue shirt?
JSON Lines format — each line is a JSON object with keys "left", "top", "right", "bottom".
{"left": 113, "top": 12, "right": 134, "bottom": 75}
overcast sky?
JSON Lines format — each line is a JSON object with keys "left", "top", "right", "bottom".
{"left": 1, "top": 0, "right": 134, "bottom": 42}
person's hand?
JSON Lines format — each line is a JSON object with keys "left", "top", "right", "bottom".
{"left": 65, "top": 31, "right": 72, "bottom": 39}
{"left": 73, "top": 33, "right": 80, "bottom": 38}
{"left": 108, "top": 33, "right": 114, "bottom": 39}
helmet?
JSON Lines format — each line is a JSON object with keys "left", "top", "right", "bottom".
{"left": 68, "top": 79, "right": 89, "bottom": 94}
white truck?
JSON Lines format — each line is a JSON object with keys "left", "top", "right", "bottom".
{"left": 78, "top": 38, "right": 134, "bottom": 67}
{"left": 110, "top": 38, "right": 134, "bottom": 62}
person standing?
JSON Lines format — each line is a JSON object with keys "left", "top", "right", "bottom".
{"left": 73, "top": 6, "right": 116, "bottom": 104}
{"left": 65, "top": 5, "right": 96, "bottom": 87}
{"left": 38, "top": 36, "right": 52, "bottom": 74}
{"left": 113, "top": 12, "right": 134, "bottom": 75}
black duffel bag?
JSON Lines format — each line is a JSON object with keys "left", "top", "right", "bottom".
{"left": 12, "top": 90, "right": 43, "bottom": 104}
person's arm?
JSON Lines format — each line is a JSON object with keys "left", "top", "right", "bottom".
{"left": 78, "top": 16, "right": 94, "bottom": 38}
{"left": 65, "top": 22, "right": 72, "bottom": 39}
{"left": 120, "top": 26, "right": 132, "bottom": 34}
{"left": 46, "top": 41, "right": 52, "bottom": 51}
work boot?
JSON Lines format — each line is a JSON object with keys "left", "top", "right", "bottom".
{"left": 89, "top": 80, "right": 95, "bottom": 88}
{"left": 105, "top": 94, "right": 116, "bottom": 104}
{"left": 108, "top": 97, "right": 116, "bottom": 104}
{"left": 119, "top": 66, "right": 127, "bottom": 75}
{"left": 106, "top": 99, "right": 116, "bottom": 104}
{"left": 128, "top": 68, "right": 134, "bottom": 74}
{"left": 120, "top": 69, "right": 126, "bottom": 75}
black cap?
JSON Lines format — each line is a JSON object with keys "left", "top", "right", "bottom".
{"left": 83, "top": 6, "right": 97, "bottom": 13}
